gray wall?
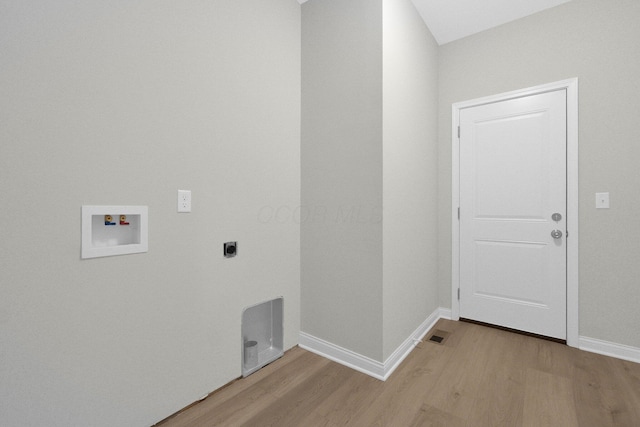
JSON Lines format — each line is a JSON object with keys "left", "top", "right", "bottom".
{"left": 301, "top": 0, "right": 384, "bottom": 361}
{"left": 301, "top": 0, "right": 439, "bottom": 362}
{"left": 438, "top": 0, "right": 640, "bottom": 348}
{"left": 0, "top": 1, "right": 300, "bottom": 426}
{"left": 382, "top": 0, "right": 439, "bottom": 360}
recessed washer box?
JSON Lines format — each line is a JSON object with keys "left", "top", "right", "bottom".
{"left": 241, "top": 297, "right": 284, "bottom": 377}
{"left": 81, "top": 205, "right": 148, "bottom": 259}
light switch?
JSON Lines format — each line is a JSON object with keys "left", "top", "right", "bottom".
{"left": 595, "top": 192, "right": 609, "bottom": 209}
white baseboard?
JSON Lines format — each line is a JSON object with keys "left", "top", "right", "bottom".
{"left": 579, "top": 336, "right": 640, "bottom": 364}
{"left": 299, "top": 331, "right": 386, "bottom": 380}
{"left": 437, "top": 307, "right": 452, "bottom": 321}
{"left": 299, "top": 307, "right": 451, "bottom": 381}
{"left": 381, "top": 307, "right": 451, "bottom": 380}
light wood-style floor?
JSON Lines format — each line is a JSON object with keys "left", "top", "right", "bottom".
{"left": 158, "top": 319, "right": 640, "bottom": 426}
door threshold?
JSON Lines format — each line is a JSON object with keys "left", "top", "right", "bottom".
{"left": 459, "top": 318, "right": 567, "bottom": 345}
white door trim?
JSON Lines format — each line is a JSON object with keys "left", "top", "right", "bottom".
{"left": 451, "top": 78, "right": 579, "bottom": 347}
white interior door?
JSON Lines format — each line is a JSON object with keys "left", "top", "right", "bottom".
{"left": 459, "top": 89, "right": 567, "bottom": 340}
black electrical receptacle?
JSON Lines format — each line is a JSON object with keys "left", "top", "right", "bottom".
{"left": 224, "top": 242, "right": 237, "bottom": 258}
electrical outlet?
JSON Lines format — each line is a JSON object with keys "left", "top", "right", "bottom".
{"left": 224, "top": 242, "right": 237, "bottom": 258}
{"left": 178, "top": 190, "right": 191, "bottom": 212}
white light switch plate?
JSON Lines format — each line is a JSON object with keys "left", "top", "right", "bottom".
{"left": 178, "top": 190, "right": 192, "bottom": 212}
{"left": 595, "top": 192, "right": 609, "bottom": 209}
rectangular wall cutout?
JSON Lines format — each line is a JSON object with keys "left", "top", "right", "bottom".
{"left": 241, "top": 297, "right": 284, "bottom": 377}
{"left": 81, "top": 205, "right": 148, "bottom": 259}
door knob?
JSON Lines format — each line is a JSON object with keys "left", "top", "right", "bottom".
{"left": 551, "top": 230, "right": 563, "bottom": 239}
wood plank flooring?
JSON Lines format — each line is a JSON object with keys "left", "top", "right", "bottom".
{"left": 158, "top": 319, "right": 640, "bottom": 427}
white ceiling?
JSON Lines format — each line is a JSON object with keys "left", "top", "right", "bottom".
{"left": 298, "top": 0, "right": 572, "bottom": 46}
{"left": 410, "top": 0, "right": 572, "bottom": 45}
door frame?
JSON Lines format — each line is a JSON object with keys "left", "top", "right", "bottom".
{"left": 451, "top": 78, "right": 579, "bottom": 347}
